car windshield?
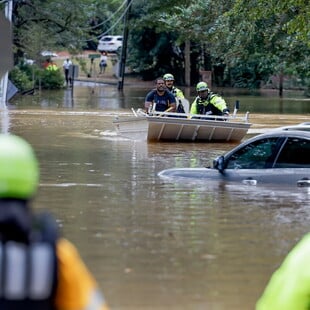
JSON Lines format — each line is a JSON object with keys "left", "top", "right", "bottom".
{"left": 225, "top": 137, "right": 281, "bottom": 169}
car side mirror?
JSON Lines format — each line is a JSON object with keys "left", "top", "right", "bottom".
{"left": 213, "top": 156, "right": 225, "bottom": 173}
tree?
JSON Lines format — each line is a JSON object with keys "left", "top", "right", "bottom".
{"left": 224, "top": 0, "right": 310, "bottom": 93}
{"left": 126, "top": 0, "right": 309, "bottom": 93}
{"left": 10, "top": 0, "right": 125, "bottom": 61}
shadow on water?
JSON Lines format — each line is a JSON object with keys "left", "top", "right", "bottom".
{"left": 3, "top": 84, "right": 310, "bottom": 309}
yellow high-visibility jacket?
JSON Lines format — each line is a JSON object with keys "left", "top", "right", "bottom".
{"left": 256, "top": 233, "right": 310, "bottom": 310}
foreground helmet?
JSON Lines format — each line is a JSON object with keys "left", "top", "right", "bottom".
{"left": 163, "top": 73, "right": 174, "bottom": 81}
{"left": 196, "top": 81, "right": 208, "bottom": 92}
{"left": 0, "top": 134, "right": 39, "bottom": 199}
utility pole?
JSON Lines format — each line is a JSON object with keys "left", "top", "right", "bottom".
{"left": 117, "top": 0, "right": 132, "bottom": 90}
{"left": 184, "top": 40, "right": 191, "bottom": 87}
{"left": 0, "top": 1, "right": 13, "bottom": 108}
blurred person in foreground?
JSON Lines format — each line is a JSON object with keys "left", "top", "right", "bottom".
{"left": 0, "top": 134, "right": 109, "bottom": 310}
{"left": 256, "top": 232, "right": 310, "bottom": 310}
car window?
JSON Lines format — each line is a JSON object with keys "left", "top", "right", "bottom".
{"left": 226, "top": 137, "right": 281, "bottom": 169}
{"left": 274, "top": 137, "right": 310, "bottom": 168}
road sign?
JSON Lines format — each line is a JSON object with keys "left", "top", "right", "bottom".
{"left": 0, "top": 13, "right": 13, "bottom": 77}
{"left": 88, "top": 54, "right": 101, "bottom": 59}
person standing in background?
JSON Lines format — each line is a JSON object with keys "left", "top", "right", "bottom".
{"left": 63, "top": 58, "right": 72, "bottom": 86}
{"left": 99, "top": 52, "right": 108, "bottom": 74}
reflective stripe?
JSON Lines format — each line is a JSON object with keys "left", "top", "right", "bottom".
{"left": 4, "top": 242, "right": 27, "bottom": 299}
{"left": 29, "top": 243, "right": 54, "bottom": 299}
{"left": 0, "top": 242, "right": 55, "bottom": 300}
{"left": 0, "top": 245, "right": 2, "bottom": 296}
{"left": 85, "top": 289, "right": 105, "bottom": 310}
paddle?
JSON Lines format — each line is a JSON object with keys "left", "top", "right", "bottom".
{"left": 156, "top": 106, "right": 174, "bottom": 117}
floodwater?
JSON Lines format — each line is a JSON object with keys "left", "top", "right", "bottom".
{"left": 2, "top": 82, "right": 310, "bottom": 310}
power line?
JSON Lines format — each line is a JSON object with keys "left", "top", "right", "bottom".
{"left": 89, "top": 0, "right": 127, "bottom": 29}
{"left": 85, "top": 0, "right": 133, "bottom": 43}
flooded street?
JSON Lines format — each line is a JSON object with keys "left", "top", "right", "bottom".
{"left": 2, "top": 83, "right": 310, "bottom": 309}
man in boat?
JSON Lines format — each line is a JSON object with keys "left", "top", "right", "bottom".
{"left": 256, "top": 232, "right": 310, "bottom": 309}
{"left": 144, "top": 77, "right": 176, "bottom": 113}
{"left": 0, "top": 134, "right": 110, "bottom": 310}
{"left": 190, "top": 81, "right": 230, "bottom": 117}
{"left": 163, "top": 73, "right": 187, "bottom": 113}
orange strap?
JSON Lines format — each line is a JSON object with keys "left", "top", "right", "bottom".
{"left": 54, "top": 238, "right": 109, "bottom": 310}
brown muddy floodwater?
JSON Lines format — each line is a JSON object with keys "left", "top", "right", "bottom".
{"left": 2, "top": 83, "right": 310, "bottom": 309}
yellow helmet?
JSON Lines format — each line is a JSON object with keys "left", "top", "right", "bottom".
{"left": 163, "top": 73, "right": 174, "bottom": 81}
{"left": 196, "top": 81, "right": 208, "bottom": 92}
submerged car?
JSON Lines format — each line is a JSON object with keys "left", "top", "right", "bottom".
{"left": 97, "top": 35, "right": 122, "bottom": 53}
{"left": 158, "top": 123, "right": 310, "bottom": 187}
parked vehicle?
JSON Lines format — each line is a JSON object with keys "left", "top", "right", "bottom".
{"left": 158, "top": 123, "right": 310, "bottom": 187}
{"left": 41, "top": 50, "right": 58, "bottom": 57}
{"left": 97, "top": 35, "right": 122, "bottom": 53}
{"left": 24, "top": 58, "right": 35, "bottom": 65}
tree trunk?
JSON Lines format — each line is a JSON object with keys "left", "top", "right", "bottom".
{"left": 279, "top": 72, "right": 283, "bottom": 97}
{"left": 184, "top": 40, "right": 190, "bottom": 87}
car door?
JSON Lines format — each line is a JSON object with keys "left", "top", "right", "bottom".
{"left": 221, "top": 137, "right": 282, "bottom": 185}
{"left": 222, "top": 136, "right": 310, "bottom": 186}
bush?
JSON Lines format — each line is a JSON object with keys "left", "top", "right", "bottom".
{"left": 9, "top": 62, "right": 65, "bottom": 91}
{"left": 38, "top": 68, "right": 64, "bottom": 89}
{"left": 9, "top": 66, "right": 34, "bottom": 92}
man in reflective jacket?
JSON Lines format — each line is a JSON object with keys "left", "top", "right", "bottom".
{"left": 190, "top": 81, "right": 229, "bottom": 117}
{"left": 0, "top": 134, "right": 109, "bottom": 310}
{"left": 163, "top": 73, "right": 188, "bottom": 113}
{"left": 256, "top": 232, "right": 310, "bottom": 310}
{"left": 163, "top": 73, "right": 185, "bottom": 99}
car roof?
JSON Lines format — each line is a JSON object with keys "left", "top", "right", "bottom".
{"left": 278, "top": 122, "right": 310, "bottom": 132}
{"left": 223, "top": 123, "right": 310, "bottom": 157}
{"left": 254, "top": 123, "right": 310, "bottom": 138}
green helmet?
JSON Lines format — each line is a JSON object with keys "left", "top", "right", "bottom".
{"left": 163, "top": 73, "right": 174, "bottom": 81}
{"left": 196, "top": 81, "right": 208, "bottom": 92}
{"left": 0, "top": 134, "right": 39, "bottom": 199}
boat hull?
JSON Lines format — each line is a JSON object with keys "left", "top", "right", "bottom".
{"left": 113, "top": 114, "right": 252, "bottom": 142}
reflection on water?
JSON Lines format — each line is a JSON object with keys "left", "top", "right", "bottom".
{"left": 2, "top": 85, "right": 310, "bottom": 309}
{"left": 0, "top": 107, "right": 10, "bottom": 134}
{"left": 9, "top": 82, "right": 310, "bottom": 114}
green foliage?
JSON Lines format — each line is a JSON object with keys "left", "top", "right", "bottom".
{"left": 128, "top": 28, "right": 185, "bottom": 81}
{"left": 38, "top": 69, "right": 65, "bottom": 90}
{"left": 9, "top": 63, "right": 64, "bottom": 91}
{"left": 231, "top": 0, "right": 310, "bottom": 46}
{"left": 9, "top": 66, "right": 34, "bottom": 92}
{"left": 8, "top": 0, "right": 310, "bottom": 93}
{"left": 12, "top": 0, "right": 125, "bottom": 56}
